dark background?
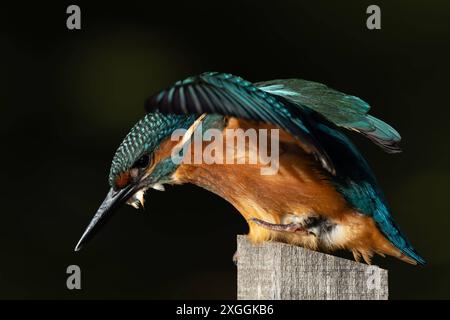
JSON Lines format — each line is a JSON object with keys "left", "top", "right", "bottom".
{"left": 2, "top": 0, "right": 449, "bottom": 299}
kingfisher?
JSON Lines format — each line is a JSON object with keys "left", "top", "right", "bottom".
{"left": 75, "top": 72, "right": 425, "bottom": 265}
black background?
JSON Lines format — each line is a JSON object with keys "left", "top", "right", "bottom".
{"left": 2, "top": 0, "right": 449, "bottom": 299}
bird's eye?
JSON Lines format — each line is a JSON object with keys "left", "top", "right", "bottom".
{"left": 133, "top": 154, "right": 150, "bottom": 169}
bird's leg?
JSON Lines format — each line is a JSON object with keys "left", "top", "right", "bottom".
{"left": 250, "top": 217, "right": 308, "bottom": 233}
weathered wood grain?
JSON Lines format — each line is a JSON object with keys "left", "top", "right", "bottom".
{"left": 236, "top": 235, "right": 388, "bottom": 300}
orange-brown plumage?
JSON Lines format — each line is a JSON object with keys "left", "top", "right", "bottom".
{"left": 168, "top": 118, "right": 414, "bottom": 265}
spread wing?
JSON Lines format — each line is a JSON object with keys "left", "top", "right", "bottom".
{"left": 256, "top": 79, "right": 401, "bottom": 153}
{"left": 145, "top": 72, "right": 335, "bottom": 174}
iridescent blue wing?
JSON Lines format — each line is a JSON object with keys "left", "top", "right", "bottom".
{"left": 145, "top": 72, "right": 335, "bottom": 174}
{"left": 257, "top": 79, "right": 401, "bottom": 153}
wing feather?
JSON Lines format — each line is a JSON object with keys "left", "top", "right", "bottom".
{"left": 145, "top": 72, "right": 335, "bottom": 174}
{"left": 257, "top": 79, "right": 401, "bottom": 153}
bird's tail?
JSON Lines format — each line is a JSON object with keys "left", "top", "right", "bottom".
{"left": 373, "top": 204, "right": 426, "bottom": 265}
{"left": 398, "top": 244, "right": 426, "bottom": 265}
{"left": 379, "top": 236, "right": 426, "bottom": 265}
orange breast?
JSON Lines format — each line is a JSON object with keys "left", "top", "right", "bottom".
{"left": 173, "top": 118, "right": 350, "bottom": 241}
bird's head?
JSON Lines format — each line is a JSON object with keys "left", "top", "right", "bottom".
{"left": 75, "top": 111, "right": 199, "bottom": 251}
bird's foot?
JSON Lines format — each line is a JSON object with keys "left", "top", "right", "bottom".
{"left": 352, "top": 249, "right": 374, "bottom": 265}
{"left": 232, "top": 250, "right": 239, "bottom": 266}
{"left": 250, "top": 217, "right": 308, "bottom": 233}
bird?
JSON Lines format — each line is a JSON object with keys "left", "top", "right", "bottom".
{"left": 75, "top": 72, "right": 425, "bottom": 266}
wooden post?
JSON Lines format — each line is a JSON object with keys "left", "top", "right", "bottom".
{"left": 236, "top": 235, "right": 388, "bottom": 300}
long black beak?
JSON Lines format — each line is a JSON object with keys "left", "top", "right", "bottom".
{"left": 74, "top": 184, "right": 136, "bottom": 252}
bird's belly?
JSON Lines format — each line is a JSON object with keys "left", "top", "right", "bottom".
{"left": 233, "top": 195, "right": 351, "bottom": 251}
{"left": 213, "top": 151, "right": 352, "bottom": 250}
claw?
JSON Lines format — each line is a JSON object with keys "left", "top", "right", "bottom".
{"left": 232, "top": 250, "right": 239, "bottom": 266}
{"left": 352, "top": 250, "right": 362, "bottom": 263}
{"left": 362, "top": 251, "right": 373, "bottom": 265}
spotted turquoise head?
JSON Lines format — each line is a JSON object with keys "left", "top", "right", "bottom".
{"left": 75, "top": 111, "right": 197, "bottom": 251}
